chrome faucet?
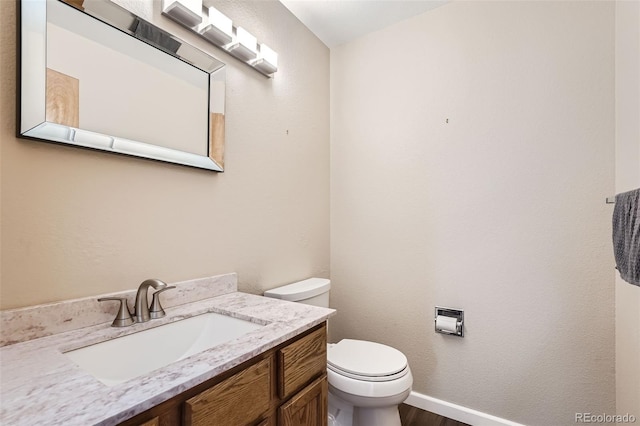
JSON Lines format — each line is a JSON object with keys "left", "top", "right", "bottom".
{"left": 98, "top": 279, "right": 175, "bottom": 327}
{"left": 133, "top": 279, "right": 169, "bottom": 323}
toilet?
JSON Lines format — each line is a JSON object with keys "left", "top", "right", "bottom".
{"left": 264, "top": 278, "right": 413, "bottom": 426}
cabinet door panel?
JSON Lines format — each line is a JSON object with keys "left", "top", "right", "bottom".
{"left": 277, "top": 327, "right": 326, "bottom": 399}
{"left": 278, "top": 375, "right": 327, "bottom": 426}
{"left": 184, "top": 357, "right": 272, "bottom": 426}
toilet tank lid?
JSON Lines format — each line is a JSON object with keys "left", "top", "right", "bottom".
{"left": 263, "top": 278, "right": 330, "bottom": 302}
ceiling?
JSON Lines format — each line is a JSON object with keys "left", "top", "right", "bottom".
{"left": 279, "top": 0, "right": 448, "bottom": 48}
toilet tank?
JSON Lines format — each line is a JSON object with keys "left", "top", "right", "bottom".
{"left": 263, "top": 278, "right": 330, "bottom": 308}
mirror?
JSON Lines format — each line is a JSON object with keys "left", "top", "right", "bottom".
{"left": 19, "top": 0, "right": 226, "bottom": 171}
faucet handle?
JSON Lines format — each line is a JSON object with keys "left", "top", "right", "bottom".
{"left": 98, "top": 297, "right": 135, "bottom": 327}
{"left": 149, "top": 286, "right": 176, "bottom": 319}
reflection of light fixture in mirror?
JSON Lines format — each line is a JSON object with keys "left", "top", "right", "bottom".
{"left": 228, "top": 27, "right": 258, "bottom": 61}
{"left": 198, "top": 6, "right": 233, "bottom": 46}
{"left": 252, "top": 43, "right": 278, "bottom": 75}
{"left": 161, "top": 0, "right": 203, "bottom": 28}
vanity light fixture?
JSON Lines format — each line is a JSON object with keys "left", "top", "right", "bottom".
{"left": 197, "top": 6, "right": 233, "bottom": 46}
{"left": 228, "top": 27, "right": 258, "bottom": 61}
{"left": 162, "top": 3, "right": 278, "bottom": 77}
{"left": 161, "top": 0, "right": 203, "bottom": 28}
{"left": 252, "top": 43, "right": 278, "bottom": 74}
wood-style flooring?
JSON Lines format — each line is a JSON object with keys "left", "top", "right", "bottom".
{"left": 399, "top": 404, "right": 470, "bottom": 426}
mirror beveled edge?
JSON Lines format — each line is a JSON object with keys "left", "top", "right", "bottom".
{"left": 18, "top": 0, "right": 226, "bottom": 172}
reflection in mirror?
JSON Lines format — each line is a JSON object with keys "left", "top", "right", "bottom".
{"left": 19, "top": 0, "right": 226, "bottom": 171}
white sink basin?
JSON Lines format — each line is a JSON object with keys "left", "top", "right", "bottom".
{"left": 64, "top": 312, "right": 264, "bottom": 386}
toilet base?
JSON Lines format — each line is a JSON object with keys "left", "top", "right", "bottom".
{"left": 328, "top": 388, "right": 408, "bottom": 426}
{"left": 328, "top": 391, "right": 354, "bottom": 426}
{"left": 354, "top": 405, "right": 402, "bottom": 426}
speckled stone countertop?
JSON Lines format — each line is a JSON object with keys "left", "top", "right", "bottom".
{"left": 0, "top": 277, "right": 335, "bottom": 425}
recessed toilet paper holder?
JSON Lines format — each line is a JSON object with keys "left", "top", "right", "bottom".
{"left": 435, "top": 306, "right": 464, "bottom": 337}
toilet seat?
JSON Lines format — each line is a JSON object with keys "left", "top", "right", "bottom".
{"left": 327, "top": 339, "right": 413, "bottom": 399}
{"left": 327, "top": 339, "right": 409, "bottom": 382}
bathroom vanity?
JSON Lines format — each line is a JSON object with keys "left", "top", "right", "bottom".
{"left": 122, "top": 324, "right": 327, "bottom": 426}
{"left": 0, "top": 274, "right": 334, "bottom": 425}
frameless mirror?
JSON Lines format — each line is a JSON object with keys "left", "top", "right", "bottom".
{"left": 19, "top": 0, "right": 226, "bottom": 171}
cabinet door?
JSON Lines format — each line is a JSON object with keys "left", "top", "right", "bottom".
{"left": 277, "top": 327, "right": 326, "bottom": 399}
{"left": 184, "top": 357, "right": 272, "bottom": 426}
{"left": 278, "top": 375, "right": 327, "bottom": 426}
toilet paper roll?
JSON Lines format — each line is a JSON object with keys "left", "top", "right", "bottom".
{"left": 436, "top": 315, "right": 458, "bottom": 333}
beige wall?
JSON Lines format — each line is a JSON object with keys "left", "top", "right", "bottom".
{"left": 0, "top": 0, "right": 330, "bottom": 309}
{"left": 330, "top": 2, "right": 616, "bottom": 425}
{"left": 615, "top": 0, "right": 640, "bottom": 419}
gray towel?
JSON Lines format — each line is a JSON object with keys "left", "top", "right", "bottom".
{"left": 613, "top": 188, "right": 640, "bottom": 286}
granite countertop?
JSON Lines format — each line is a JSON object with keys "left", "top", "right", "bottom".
{"left": 0, "top": 291, "right": 335, "bottom": 425}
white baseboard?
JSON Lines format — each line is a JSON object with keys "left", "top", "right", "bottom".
{"left": 404, "top": 391, "right": 525, "bottom": 426}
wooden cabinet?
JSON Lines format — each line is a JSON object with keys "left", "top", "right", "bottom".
{"left": 278, "top": 376, "right": 327, "bottom": 426}
{"left": 184, "top": 357, "right": 272, "bottom": 426}
{"left": 120, "top": 323, "right": 327, "bottom": 426}
{"left": 256, "top": 417, "right": 277, "bottom": 426}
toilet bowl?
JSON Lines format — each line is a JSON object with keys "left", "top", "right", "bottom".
{"left": 326, "top": 339, "right": 412, "bottom": 426}
{"left": 264, "top": 278, "right": 413, "bottom": 426}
